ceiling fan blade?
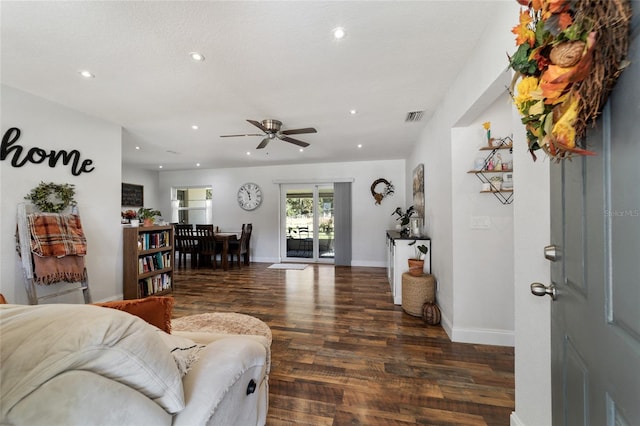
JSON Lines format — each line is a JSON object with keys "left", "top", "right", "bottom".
{"left": 247, "top": 119, "right": 269, "bottom": 133}
{"left": 279, "top": 135, "right": 310, "bottom": 148}
{"left": 220, "top": 133, "right": 263, "bottom": 138}
{"left": 281, "top": 127, "right": 317, "bottom": 135}
{"left": 256, "top": 137, "right": 270, "bottom": 149}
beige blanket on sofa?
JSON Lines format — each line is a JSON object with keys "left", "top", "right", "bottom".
{"left": 0, "top": 304, "right": 185, "bottom": 420}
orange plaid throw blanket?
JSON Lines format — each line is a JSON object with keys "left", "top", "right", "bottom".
{"left": 27, "top": 213, "right": 87, "bottom": 257}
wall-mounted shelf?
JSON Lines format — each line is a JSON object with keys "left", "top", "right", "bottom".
{"left": 468, "top": 136, "right": 514, "bottom": 205}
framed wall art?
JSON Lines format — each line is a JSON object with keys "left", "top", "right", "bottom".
{"left": 121, "top": 183, "right": 144, "bottom": 207}
{"left": 412, "top": 164, "right": 424, "bottom": 218}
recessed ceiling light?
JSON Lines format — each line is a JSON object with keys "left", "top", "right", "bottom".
{"left": 357, "top": 144, "right": 363, "bottom": 148}
{"left": 196, "top": 163, "right": 200, "bottom": 167}
{"left": 189, "top": 52, "right": 205, "bottom": 62}
{"left": 135, "top": 146, "right": 140, "bottom": 150}
{"left": 299, "top": 148, "right": 304, "bottom": 152}
{"left": 350, "top": 109, "right": 357, "bottom": 115}
{"left": 79, "top": 70, "right": 95, "bottom": 79}
{"left": 191, "top": 125, "right": 199, "bottom": 130}
{"left": 159, "top": 165, "right": 163, "bottom": 169}
{"left": 332, "top": 27, "right": 346, "bottom": 40}
{"left": 246, "top": 151, "right": 251, "bottom": 156}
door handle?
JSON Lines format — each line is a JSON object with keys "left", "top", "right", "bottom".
{"left": 544, "top": 244, "right": 560, "bottom": 262}
{"left": 530, "top": 282, "right": 557, "bottom": 300}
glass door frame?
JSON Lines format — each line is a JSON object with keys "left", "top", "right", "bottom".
{"left": 279, "top": 183, "right": 334, "bottom": 264}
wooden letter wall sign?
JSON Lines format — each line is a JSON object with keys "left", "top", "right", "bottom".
{"left": 1, "top": 127, "right": 95, "bottom": 176}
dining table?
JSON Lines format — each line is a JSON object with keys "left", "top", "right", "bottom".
{"left": 214, "top": 232, "right": 239, "bottom": 271}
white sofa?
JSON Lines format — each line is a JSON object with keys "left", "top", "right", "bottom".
{"left": 0, "top": 304, "right": 269, "bottom": 425}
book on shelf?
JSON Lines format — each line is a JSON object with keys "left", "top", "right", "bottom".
{"left": 138, "top": 231, "right": 171, "bottom": 251}
{"left": 138, "top": 273, "right": 172, "bottom": 297}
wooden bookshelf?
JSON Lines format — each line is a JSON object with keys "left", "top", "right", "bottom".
{"left": 123, "top": 225, "right": 174, "bottom": 299}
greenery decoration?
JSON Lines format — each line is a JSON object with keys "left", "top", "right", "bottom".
{"left": 137, "top": 207, "right": 161, "bottom": 220}
{"left": 508, "top": 0, "right": 631, "bottom": 161}
{"left": 408, "top": 240, "right": 429, "bottom": 260}
{"left": 392, "top": 206, "right": 416, "bottom": 227}
{"left": 25, "top": 181, "right": 77, "bottom": 213}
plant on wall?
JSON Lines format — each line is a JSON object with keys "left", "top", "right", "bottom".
{"left": 25, "top": 182, "right": 76, "bottom": 213}
{"left": 508, "top": 0, "right": 631, "bottom": 161}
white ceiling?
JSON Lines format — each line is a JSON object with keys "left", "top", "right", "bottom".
{"left": 1, "top": 1, "right": 501, "bottom": 171}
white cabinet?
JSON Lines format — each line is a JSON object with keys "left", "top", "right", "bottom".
{"left": 386, "top": 231, "right": 431, "bottom": 305}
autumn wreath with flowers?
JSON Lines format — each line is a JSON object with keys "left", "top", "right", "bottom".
{"left": 508, "top": 0, "right": 631, "bottom": 161}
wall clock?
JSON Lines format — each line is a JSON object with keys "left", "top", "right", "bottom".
{"left": 237, "top": 182, "right": 262, "bottom": 211}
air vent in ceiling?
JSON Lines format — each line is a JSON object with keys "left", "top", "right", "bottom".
{"left": 405, "top": 110, "right": 424, "bottom": 122}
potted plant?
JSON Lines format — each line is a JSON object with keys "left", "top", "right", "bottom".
{"left": 392, "top": 206, "right": 416, "bottom": 236}
{"left": 407, "top": 240, "right": 428, "bottom": 276}
{"left": 137, "top": 207, "right": 161, "bottom": 227}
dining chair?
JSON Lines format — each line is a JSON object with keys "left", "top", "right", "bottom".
{"left": 174, "top": 224, "right": 197, "bottom": 268}
{"left": 228, "top": 223, "right": 252, "bottom": 268}
{"left": 195, "top": 226, "right": 217, "bottom": 269}
{"left": 195, "top": 224, "right": 214, "bottom": 233}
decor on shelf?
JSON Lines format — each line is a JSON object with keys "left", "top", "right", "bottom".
{"left": 392, "top": 206, "right": 415, "bottom": 236}
{"left": 412, "top": 164, "right": 425, "bottom": 218}
{"left": 508, "top": 0, "right": 631, "bottom": 161}
{"left": 24, "top": 182, "right": 76, "bottom": 213}
{"left": 482, "top": 121, "right": 491, "bottom": 145}
{"left": 468, "top": 136, "right": 514, "bottom": 205}
{"left": 370, "top": 178, "right": 394, "bottom": 205}
{"left": 121, "top": 209, "right": 137, "bottom": 223}
{"left": 137, "top": 207, "right": 161, "bottom": 227}
{"left": 407, "top": 240, "right": 428, "bottom": 276}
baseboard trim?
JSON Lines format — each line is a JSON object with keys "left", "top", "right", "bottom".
{"left": 451, "top": 325, "right": 514, "bottom": 347}
{"left": 351, "top": 260, "right": 386, "bottom": 268}
{"left": 510, "top": 412, "right": 526, "bottom": 426}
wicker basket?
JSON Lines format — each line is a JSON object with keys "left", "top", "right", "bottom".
{"left": 401, "top": 273, "right": 435, "bottom": 317}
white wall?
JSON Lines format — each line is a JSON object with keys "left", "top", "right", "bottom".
{"left": 451, "top": 92, "right": 514, "bottom": 346}
{"left": 158, "top": 159, "right": 406, "bottom": 265}
{"left": 0, "top": 85, "right": 123, "bottom": 304}
{"left": 407, "top": 4, "right": 519, "bottom": 346}
{"left": 404, "top": 3, "right": 551, "bottom": 424}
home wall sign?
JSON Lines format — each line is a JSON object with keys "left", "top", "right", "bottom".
{"left": 1, "top": 127, "right": 95, "bottom": 176}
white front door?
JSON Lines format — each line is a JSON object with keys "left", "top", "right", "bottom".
{"left": 537, "top": 17, "right": 639, "bottom": 424}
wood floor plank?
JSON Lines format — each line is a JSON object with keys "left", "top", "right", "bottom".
{"left": 172, "top": 262, "right": 514, "bottom": 425}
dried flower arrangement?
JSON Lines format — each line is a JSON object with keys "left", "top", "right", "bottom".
{"left": 508, "top": 0, "right": 631, "bottom": 161}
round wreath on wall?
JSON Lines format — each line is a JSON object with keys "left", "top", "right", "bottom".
{"left": 25, "top": 181, "right": 77, "bottom": 213}
{"left": 371, "top": 178, "right": 395, "bottom": 205}
{"left": 508, "top": 0, "right": 631, "bottom": 161}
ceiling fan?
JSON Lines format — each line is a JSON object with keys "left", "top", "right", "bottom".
{"left": 220, "top": 119, "right": 317, "bottom": 149}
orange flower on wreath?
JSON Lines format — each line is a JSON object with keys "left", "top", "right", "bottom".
{"left": 512, "top": 9, "right": 536, "bottom": 47}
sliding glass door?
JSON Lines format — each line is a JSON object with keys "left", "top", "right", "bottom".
{"left": 281, "top": 184, "right": 334, "bottom": 263}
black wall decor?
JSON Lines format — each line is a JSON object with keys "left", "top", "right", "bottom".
{"left": 1, "top": 127, "right": 95, "bottom": 176}
{"left": 121, "top": 183, "right": 144, "bottom": 207}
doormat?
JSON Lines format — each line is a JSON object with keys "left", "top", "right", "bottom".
{"left": 268, "top": 263, "right": 308, "bottom": 270}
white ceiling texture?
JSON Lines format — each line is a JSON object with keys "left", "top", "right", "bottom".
{"left": 1, "top": 1, "right": 501, "bottom": 171}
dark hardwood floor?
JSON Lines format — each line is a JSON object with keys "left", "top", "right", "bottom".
{"left": 172, "top": 262, "right": 514, "bottom": 425}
